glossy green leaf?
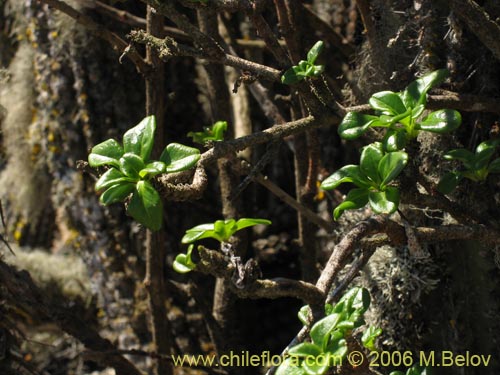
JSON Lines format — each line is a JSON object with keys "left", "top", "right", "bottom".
{"left": 324, "top": 338, "right": 347, "bottom": 359}
{"left": 275, "top": 357, "right": 305, "bottom": 375}
{"left": 307, "top": 41, "right": 324, "bottom": 64}
{"left": 361, "top": 326, "right": 382, "bottom": 351}
{"left": 95, "top": 168, "right": 130, "bottom": 191}
{"left": 473, "top": 147, "right": 496, "bottom": 171}
{"left": 383, "top": 129, "right": 408, "bottom": 152}
{"left": 310, "top": 313, "right": 341, "bottom": 346}
{"left": 298, "top": 305, "right": 311, "bottom": 325}
{"left": 123, "top": 115, "right": 156, "bottom": 160}
{"left": 351, "top": 287, "right": 371, "bottom": 313}
{"left": 214, "top": 219, "right": 235, "bottom": 242}
{"left": 100, "top": 183, "right": 135, "bottom": 205}
{"left": 321, "top": 165, "right": 371, "bottom": 190}
{"left": 437, "top": 171, "right": 463, "bottom": 194}
{"left": 127, "top": 181, "right": 163, "bottom": 231}
{"left": 378, "top": 151, "right": 408, "bottom": 187}
{"left": 389, "top": 372, "right": 405, "bottom": 375}
{"left": 444, "top": 148, "right": 475, "bottom": 169}
{"left": 312, "top": 65, "right": 324, "bottom": 76}
{"left": 182, "top": 223, "right": 216, "bottom": 243}
{"left": 188, "top": 121, "right": 228, "bottom": 143}
{"left": 476, "top": 139, "right": 500, "bottom": 154}
{"left": 369, "top": 91, "right": 407, "bottom": 115}
{"left": 119, "top": 153, "right": 146, "bottom": 179}
{"left": 368, "top": 187, "right": 400, "bottom": 214}
{"left": 289, "top": 343, "right": 323, "bottom": 358}
{"left": 302, "top": 356, "right": 329, "bottom": 375}
{"left": 360, "top": 143, "right": 384, "bottom": 184}
{"left": 402, "top": 69, "right": 449, "bottom": 108}
{"left": 333, "top": 188, "right": 369, "bottom": 220}
{"left": 282, "top": 67, "right": 304, "bottom": 85}
{"left": 488, "top": 158, "right": 500, "bottom": 173}
{"left": 235, "top": 218, "right": 272, "bottom": 231}
{"left": 173, "top": 245, "right": 196, "bottom": 274}
{"left": 88, "top": 139, "right": 123, "bottom": 168}
{"left": 338, "top": 112, "right": 380, "bottom": 140}
{"left": 139, "top": 161, "right": 166, "bottom": 178}
{"left": 160, "top": 143, "right": 200, "bottom": 173}
{"left": 411, "top": 104, "right": 425, "bottom": 119}
{"left": 417, "top": 109, "right": 461, "bottom": 133}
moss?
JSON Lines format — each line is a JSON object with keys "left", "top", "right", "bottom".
{"left": 3, "top": 245, "right": 92, "bottom": 302}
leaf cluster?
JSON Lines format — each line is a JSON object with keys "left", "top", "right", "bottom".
{"left": 88, "top": 116, "right": 200, "bottom": 231}
{"left": 277, "top": 288, "right": 381, "bottom": 375}
{"left": 321, "top": 143, "right": 408, "bottom": 219}
{"left": 339, "top": 69, "right": 461, "bottom": 151}
{"left": 173, "top": 218, "right": 271, "bottom": 273}
{"left": 187, "top": 120, "right": 227, "bottom": 144}
{"left": 438, "top": 139, "right": 500, "bottom": 194}
{"left": 281, "top": 41, "right": 325, "bottom": 85}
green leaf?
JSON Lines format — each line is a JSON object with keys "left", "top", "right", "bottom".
{"left": 307, "top": 41, "right": 324, "bottom": 64}
{"left": 88, "top": 139, "right": 123, "bottom": 168}
{"left": 119, "top": 153, "right": 146, "bottom": 179}
{"left": 188, "top": 121, "right": 228, "bottom": 143}
{"left": 360, "top": 143, "right": 385, "bottom": 184}
{"left": 275, "top": 357, "right": 305, "bottom": 375}
{"left": 235, "top": 218, "right": 272, "bottom": 231}
{"left": 411, "top": 104, "right": 426, "bottom": 119}
{"left": 437, "top": 171, "right": 463, "bottom": 194}
{"left": 321, "top": 165, "right": 372, "bottom": 190}
{"left": 282, "top": 67, "right": 304, "bottom": 85}
{"left": 476, "top": 139, "right": 500, "bottom": 154}
{"left": 333, "top": 188, "right": 369, "bottom": 220}
{"left": 361, "top": 326, "right": 382, "bottom": 351}
{"left": 473, "top": 147, "right": 496, "bottom": 171}
{"left": 95, "top": 168, "right": 130, "bottom": 191}
{"left": 310, "top": 314, "right": 342, "bottom": 346}
{"left": 289, "top": 343, "right": 323, "bottom": 358}
{"left": 100, "top": 183, "right": 135, "bottom": 205}
{"left": 324, "top": 333, "right": 348, "bottom": 358}
{"left": 488, "top": 158, "right": 500, "bottom": 173}
{"left": 378, "top": 151, "right": 408, "bottom": 187}
{"left": 389, "top": 372, "right": 405, "bottom": 375}
{"left": 369, "top": 91, "right": 407, "bottom": 115}
{"left": 402, "top": 69, "right": 449, "bottom": 108}
{"left": 182, "top": 223, "right": 216, "bottom": 243}
{"left": 312, "top": 65, "right": 324, "bottom": 76}
{"left": 444, "top": 148, "right": 475, "bottom": 169}
{"left": 351, "top": 287, "right": 371, "bottom": 313}
{"left": 123, "top": 115, "right": 156, "bottom": 160}
{"left": 417, "top": 109, "right": 461, "bottom": 133}
{"left": 338, "top": 112, "right": 380, "bottom": 140}
{"left": 214, "top": 219, "right": 235, "bottom": 242}
{"left": 127, "top": 181, "right": 163, "bottom": 231}
{"left": 139, "top": 161, "right": 166, "bottom": 178}
{"left": 160, "top": 143, "right": 200, "bottom": 173}
{"left": 298, "top": 305, "right": 311, "bottom": 325}
{"left": 368, "top": 187, "right": 400, "bottom": 214}
{"left": 302, "top": 356, "right": 330, "bottom": 375}
{"left": 173, "top": 245, "right": 196, "bottom": 274}
{"left": 382, "top": 129, "right": 408, "bottom": 152}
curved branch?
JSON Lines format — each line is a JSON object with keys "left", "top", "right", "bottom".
{"left": 195, "top": 246, "right": 325, "bottom": 305}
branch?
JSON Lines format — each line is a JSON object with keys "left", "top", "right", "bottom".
{"left": 450, "top": 0, "right": 500, "bottom": 61}
{"left": 128, "top": 29, "right": 282, "bottom": 81}
{"left": 315, "top": 215, "right": 388, "bottom": 294}
{"left": 195, "top": 246, "right": 325, "bottom": 306}
{"left": 0, "top": 260, "right": 143, "bottom": 375}
{"left": 38, "top": 0, "right": 150, "bottom": 74}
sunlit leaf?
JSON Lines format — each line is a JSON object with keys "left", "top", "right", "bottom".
{"left": 123, "top": 115, "right": 156, "bottom": 160}
{"left": 368, "top": 187, "right": 400, "bottom": 214}
{"left": 127, "top": 181, "right": 163, "bottom": 231}
{"left": 88, "top": 139, "right": 123, "bottom": 168}
{"left": 160, "top": 143, "right": 200, "bottom": 173}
